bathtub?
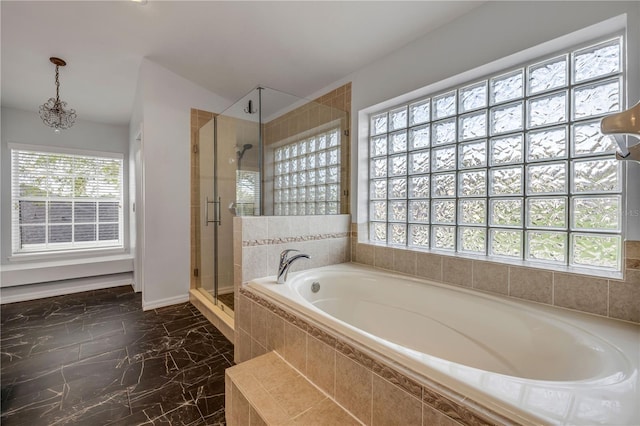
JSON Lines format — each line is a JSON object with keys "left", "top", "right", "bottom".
{"left": 247, "top": 263, "right": 639, "bottom": 425}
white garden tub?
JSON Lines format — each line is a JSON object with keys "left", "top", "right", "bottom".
{"left": 248, "top": 263, "right": 639, "bottom": 425}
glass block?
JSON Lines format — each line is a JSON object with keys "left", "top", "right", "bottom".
{"left": 274, "top": 190, "right": 282, "bottom": 203}
{"left": 572, "top": 196, "right": 620, "bottom": 231}
{"left": 490, "top": 69, "right": 523, "bottom": 104}
{"left": 289, "top": 203, "right": 298, "bottom": 216}
{"left": 408, "top": 224, "right": 430, "bottom": 248}
{"left": 290, "top": 159, "right": 298, "bottom": 173}
{"left": 298, "top": 157, "right": 307, "bottom": 171}
{"left": 409, "top": 175, "right": 429, "bottom": 198}
{"left": 306, "top": 203, "right": 315, "bottom": 215}
{"left": 274, "top": 176, "right": 282, "bottom": 189}
{"left": 490, "top": 198, "right": 522, "bottom": 227}
{"left": 389, "top": 223, "right": 407, "bottom": 246}
{"left": 328, "top": 184, "right": 339, "bottom": 201}
{"left": 526, "top": 231, "right": 566, "bottom": 263}
{"left": 298, "top": 141, "right": 307, "bottom": 155}
{"left": 307, "top": 154, "right": 316, "bottom": 169}
{"left": 317, "top": 151, "right": 327, "bottom": 168}
{"left": 409, "top": 125, "right": 430, "bottom": 150}
{"left": 290, "top": 144, "right": 298, "bottom": 157}
{"left": 459, "top": 199, "right": 486, "bottom": 225}
{"left": 527, "top": 197, "right": 567, "bottom": 229}
{"left": 328, "top": 148, "right": 339, "bottom": 166}
{"left": 528, "top": 55, "right": 568, "bottom": 95}
{"left": 490, "top": 102, "right": 523, "bottom": 135}
{"left": 459, "top": 140, "right": 486, "bottom": 169}
{"left": 460, "top": 227, "right": 486, "bottom": 254}
{"left": 389, "top": 200, "right": 407, "bottom": 222}
{"left": 490, "top": 134, "right": 523, "bottom": 166}
{"left": 298, "top": 171, "right": 307, "bottom": 186}
{"left": 298, "top": 187, "right": 306, "bottom": 201}
{"left": 459, "top": 111, "right": 487, "bottom": 141}
{"left": 389, "top": 177, "right": 407, "bottom": 199}
{"left": 571, "top": 234, "right": 620, "bottom": 269}
{"left": 433, "top": 226, "right": 455, "bottom": 250}
{"left": 370, "top": 136, "right": 387, "bottom": 157}
{"left": 281, "top": 161, "right": 289, "bottom": 174}
{"left": 573, "top": 78, "right": 620, "bottom": 120}
{"left": 389, "top": 106, "right": 408, "bottom": 131}
{"left": 316, "top": 202, "right": 326, "bottom": 215}
{"left": 409, "top": 150, "right": 430, "bottom": 174}
{"left": 459, "top": 81, "right": 487, "bottom": 113}
{"left": 573, "top": 38, "right": 621, "bottom": 83}
{"left": 527, "top": 162, "right": 567, "bottom": 195}
{"left": 458, "top": 170, "right": 486, "bottom": 197}
{"left": 370, "top": 158, "right": 387, "bottom": 178}
{"left": 572, "top": 158, "right": 620, "bottom": 193}
{"left": 433, "top": 90, "right": 456, "bottom": 119}
{"left": 316, "top": 168, "right": 325, "bottom": 184}
{"left": 281, "top": 188, "right": 290, "bottom": 202}
{"left": 306, "top": 186, "right": 316, "bottom": 201}
{"left": 432, "top": 118, "right": 457, "bottom": 145}
{"left": 328, "top": 131, "right": 339, "bottom": 147}
{"left": 409, "top": 99, "right": 430, "bottom": 125}
{"left": 307, "top": 138, "right": 316, "bottom": 152}
{"left": 390, "top": 131, "right": 408, "bottom": 153}
{"left": 316, "top": 185, "right": 327, "bottom": 201}
{"left": 326, "top": 166, "right": 337, "bottom": 183}
{"left": 389, "top": 154, "right": 407, "bottom": 176}
{"left": 408, "top": 200, "right": 430, "bottom": 223}
{"left": 370, "top": 222, "right": 387, "bottom": 242}
{"left": 489, "top": 166, "right": 522, "bottom": 196}
{"left": 432, "top": 199, "right": 456, "bottom": 224}
{"left": 528, "top": 91, "right": 567, "bottom": 128}
{"left": 327, "top": 202, "right": 338, "bottom": 214}
{"left": 317, "top": 135, "right": 327, "bottom": 151}
{"left": 282, "top": 174, "right": 290, "bottom": 188}
{"left": 490, "top": 229, "right": 522, "bottom": 258}
{"left": 284, "top": 146, "right": 291, "bottom": 159}
{"left": 432, "top": 173, "right": 456, "bottom": 198}
{"left": 572, "top": 120, "right": 617, "bottom": 156}
{"left": 432, "top": 146, "right": 456, "bottom": 172}
{"left": 527, "top": 127, "right": 567, "bottom": 161}
{"left": 371, "top": 113, "right": 387, "bottom": 136}
{"left": 275, "top": 148, "right": 283, "bottom": 161}
{"left": 290, "top": 186, "right": 298, "bottom": 201}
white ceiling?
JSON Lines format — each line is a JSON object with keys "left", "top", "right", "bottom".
{"left": 1, "top": 1, "right": 483, "bottom": 125}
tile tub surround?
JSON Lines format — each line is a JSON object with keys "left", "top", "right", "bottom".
{"left": 352, "top": 232, "right": 640, "bottom": 324}
{"left": 1, "top": 286, "right": 234, "bottom": 425}
{"left": 237, "top": 288, "right": 514, "bottom": 426}
{"left": 233, "top": 214, "right": 351, "bottom": 363}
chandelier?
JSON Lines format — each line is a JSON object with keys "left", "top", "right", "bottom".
{"left": 39, "top": 57, "right": 76, "bottom": 132}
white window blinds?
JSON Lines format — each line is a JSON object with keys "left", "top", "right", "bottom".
{"left": 11, "top": 148, "right": 124, "bottom": 254}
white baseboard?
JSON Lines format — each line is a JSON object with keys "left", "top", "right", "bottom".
{"left": 0, "top": 273, "right": 133, "bottom": 304}
{"left": 142, "top": 293, "right": 190, "bottom": 311}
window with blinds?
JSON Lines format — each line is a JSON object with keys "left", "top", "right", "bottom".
{"left": 11, "top": 148, "right": 124, "bottom": 254}
{"left": 236, "top": 170, "right": 260, "bottom": 216}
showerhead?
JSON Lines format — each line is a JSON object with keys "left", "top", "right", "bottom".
{"left": 237, "top": 143, "right": 254, "bottom": 160}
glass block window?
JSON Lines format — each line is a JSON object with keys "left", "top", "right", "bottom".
{"left": 273, "top": 127, "right": 341, "bottom": 215}
{"left": 11, "top": 148, "right": 124, "bottom": 254}
{"left": 368, "top": 36, "right": 624, "bottom": 271}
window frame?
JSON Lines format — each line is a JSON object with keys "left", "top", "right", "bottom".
{"left": 10, "top": 144, "right": 125, "bottom": 257}
{"left": 364, "top": 33, "right": 626, "bottom": 273}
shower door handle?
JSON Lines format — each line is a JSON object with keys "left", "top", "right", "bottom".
{"left": 205, "top": 197, "right": 221, "bottom": 226}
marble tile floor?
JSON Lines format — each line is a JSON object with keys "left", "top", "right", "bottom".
{"left": 1, "top": 286, "right": 234, "bottom": 425}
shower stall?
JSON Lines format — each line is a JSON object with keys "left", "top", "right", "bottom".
{"left": 193, "top": 86, "right": 349, "bottom": 319}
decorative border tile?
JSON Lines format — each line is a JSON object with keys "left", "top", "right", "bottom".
{"left": 239, "top": 288, "right": 516, "bottom": 426}
{"left": 243, "top": 232, "right": 349, "bottom": 247}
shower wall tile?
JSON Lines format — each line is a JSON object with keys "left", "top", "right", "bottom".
{"left": 473, "top": 261, "right": 508, "bottom": 295}
{"left": 442, "top": 257, "right": 473, "bottom": 288}
{"left": 608, "top": 279, "right": 640, "bottom": 322}
{"left": 374, "top": 245, "right": 394, "bottom": 270}
{"left": 393, "top": 248, "right": 417, "bottom": 276}
{"left": 241, "top": 245, "right": 268, "bottom": 283}
{"left": 354, "top": 243, "right": 375, "bottom": 266}
{"left": 372, "top": 374, "right": 422, "bottom": 426}
{"left": 508, "top": 266, "right": 553, "bottom": 304}
{"left": 416, "top": 252, "right": 443, "bottom": 282}
{"left": 554, "top": 273, "right": 608, "bottom": 316}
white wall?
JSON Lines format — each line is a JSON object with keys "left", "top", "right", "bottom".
{"left": 130, "top": 59, "right": 231, "bottom": 310}
{"left": 342, "top": 1, "right": 640, "bottom": 238}
{"left": 0, "top": 107, "right": 132, "bottom": 298}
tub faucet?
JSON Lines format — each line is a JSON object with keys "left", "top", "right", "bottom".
{"left": 277, "top": 249, "right": 310, "bottom": 284}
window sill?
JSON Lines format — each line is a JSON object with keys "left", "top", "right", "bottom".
{"left": 7, "top": 247, "right": 127, "bottom": 264}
